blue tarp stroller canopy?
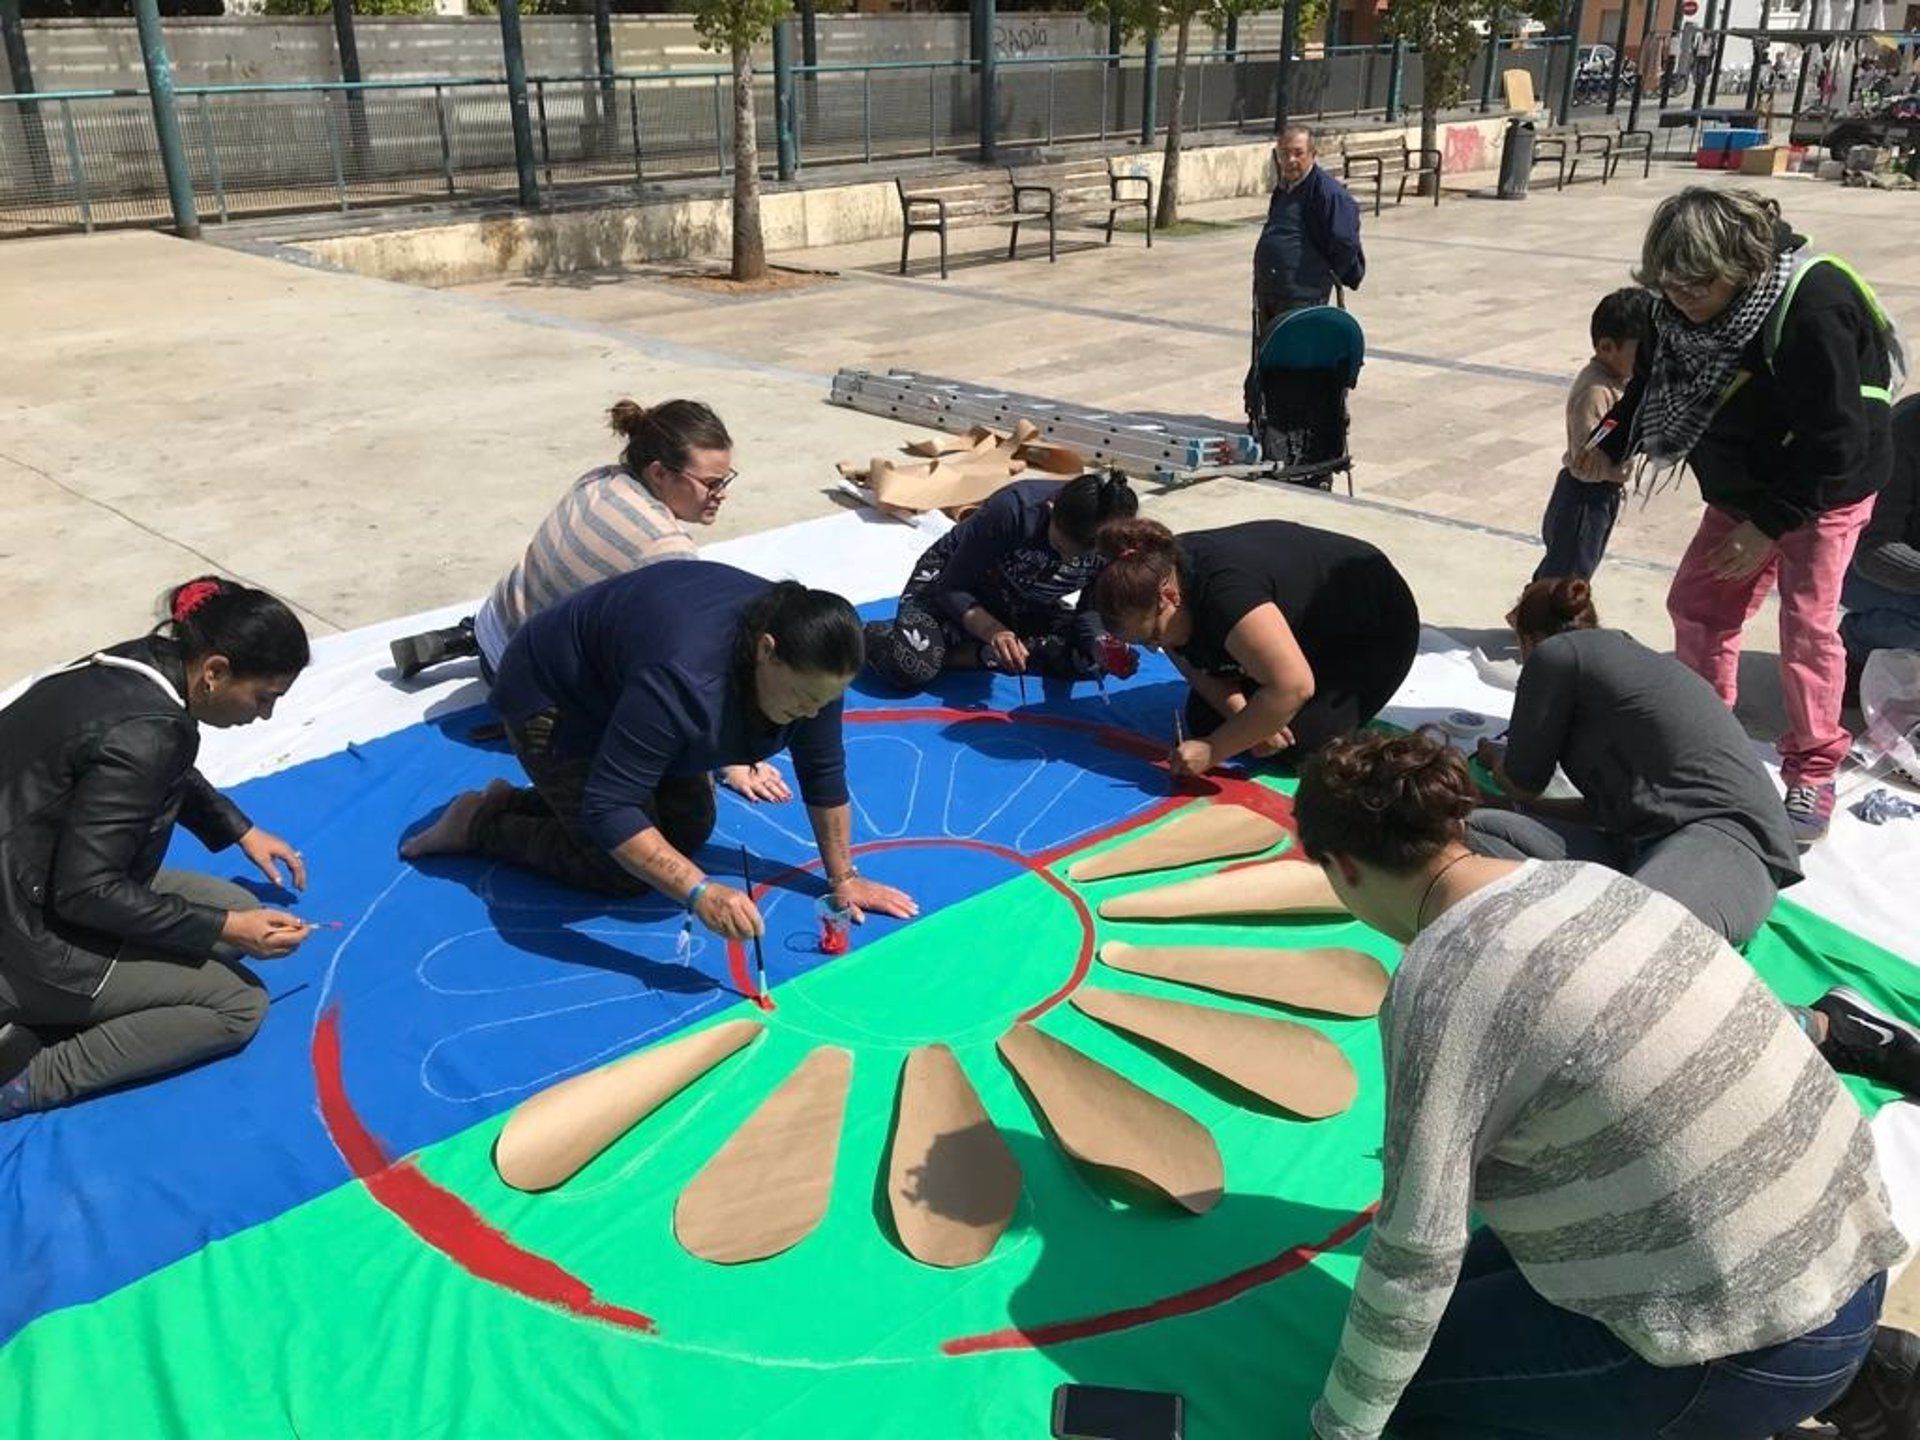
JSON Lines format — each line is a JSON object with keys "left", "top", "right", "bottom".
{"left": 1258, "top": 306, "right": 1367, "bottom": 390}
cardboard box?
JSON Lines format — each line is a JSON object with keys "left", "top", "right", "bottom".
{"left": 1741, "top": 145, "right": 1789, "bottom": 175}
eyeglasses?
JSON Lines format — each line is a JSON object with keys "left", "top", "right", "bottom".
{"left": 1660, "top": 276, "right": 1718, "bottom": 302}
{"left": 675, "top": 466, "right": 738, "bottom": 496}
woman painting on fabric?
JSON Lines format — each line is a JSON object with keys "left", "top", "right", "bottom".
{"left": 1090, "top": 517, "right": 1419, "bottom": 776}
{"left": 402, "top": 561, "right": 918, "bottom": 942}
{"left": 0, "top": 579, "right": 314, "bottom": 1122}
{"left": 1626, "top": 187, "right": 1900, "bottom": 846}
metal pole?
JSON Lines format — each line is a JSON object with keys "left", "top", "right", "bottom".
{"left": 1607, "top": 0, "right": 1629, "bottom": 112}
{"left": 1707, "top": 11, "right": 1727, "bottom": 104}
{"left": 1690, "top": 0, "right": 1717, "bottom": 109}
{"left": 1385, "top": 36, "right": 1406, "bottom": 121}
{"left": 1845, "top": 0, "right": 1864, "bottom": 103}
{"left": 1224, "top": 13, "right": 1238, "bottom": 60}
{"left": 1141, "top": 33, "right": 1159, "bottom": 143}
{"left": 434, "top": 83, "right": 456, "bottom": 195}
{"left": 1324, "top": 0, "right": 1339, "bottom": 52}
{"left": 131, "top": 0, "right": 200, "bottom": 239}
{"left": 1790, "top": 44, "right": 1811, "bottom": 125}
{"left": 195, "top": 92, "right": 226, "bottom": 222}
{"left": 58, "top": 97, "right": 92, "bottom": 233}
{"left": 592, "top": 0, "right": 615, "bottom": 155}
{"left": 330, "top": 0, "right": 369, "bottom": 179}
{"left": 773, "top": 19, "right": 796, "bottom": 179}
{"left": 1, "top": 0, "right": 53, "bottom": 186}
{"left": 1659, "top": 0, "right": 1682, "bottom": 108}
{"left": 1274, "top": 0, "right": 1301, "bottom": 130}
{"left": 1559, "top": 0, "right": 1585, "bottom": 121}
{"left": 1629, "top": 0, "right": 1659, "bottom": 130}
{"left": 497, "top": 0, "right": 539, "bottom": 207}
{"left": 1108, "top": 11, "right": 1122, "bottom": 67}
{"left": 1480, "top": 3, "right": 1502, "bottom": 112}
{"left": 976, "top": 0, "right": 996, "bottom": 161}
{"left": 1744, "top": 0, "right": 1771, "bottom": 111}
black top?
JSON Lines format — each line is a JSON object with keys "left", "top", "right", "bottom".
{"left": 1173, "top": 520, "right": 1412, "bottom": 679}
{"left": 1852, "top": 395, "right": 1920, "bottom": 595}
{"left": 0, "top": 637, "right": 252, "bottom": 999}
{"left": 1686, "top": 253, "right": 1895, "bottom": 537}
{"left": 907, "top": 479, "right": 1104, "bottom": 653}
{"left": 490, "top": 561, "right": 849, "bottom": 852}
{"left": 1505, "top": 628, "right": 1801, "bottom": 886}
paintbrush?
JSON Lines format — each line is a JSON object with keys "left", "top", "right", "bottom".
{"left": 741, "top": 843, "right": 767, "bottom": 998}
{"left": 1017, "top": 670, "right": 1029, "bottom": 707}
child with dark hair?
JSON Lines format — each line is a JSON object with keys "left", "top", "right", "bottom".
{"left": 864, "top": 472, "right": 1139, "bottom": 693}
{"left": 0, "top": 578, "right": 313, "bottom": 1119}
{"left": 1533, "top": 287, "right": 1653, "bottom": 583}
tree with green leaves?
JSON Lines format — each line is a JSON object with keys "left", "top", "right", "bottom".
{"left": 1381, "top": 0, "right": 1559, "bottom": 196}
{"left": 692, "top": 0, "right": 790, "bottom": 281}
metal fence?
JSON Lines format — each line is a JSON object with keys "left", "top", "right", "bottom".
{"left": 0, "top": 40, "right": 1569, "bottom": 238}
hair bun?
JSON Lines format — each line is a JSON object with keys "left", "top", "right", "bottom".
{"left": 607, "top": 398, "right": 650, "bottom": 437}
{"left": 170, "top": 578, "right": 224, "bottom": 624}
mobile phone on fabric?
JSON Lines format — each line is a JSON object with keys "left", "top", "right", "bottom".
{"left": 1050, "top": 1383, "right": 1184, "bottom": 1440}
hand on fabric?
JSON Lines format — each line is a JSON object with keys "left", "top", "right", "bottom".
{"left": 1169, "top": 739, "right": 1216, "bottom": 779}
{"left": 222, "top": 908, "right": 310, "bottom": 959}
{"left": 720, "top": 762, "right": 792, "bottom": 804}
{"left": 1705, "top": 519, "right": 1776, "bottom": 581}
{"left": 694, "top": 882, "right": 765, "bottom": 940}
{"left": 238, "top": 826, "right": 307, "bottom": 891}
{"left": 987, "top": 630, "right": 1030, "bottom": 674}
{"left": 1475, "top": 738, "right": 1505, "bottom": 772}
{"left": 836, "top": 875, "right": 919, "bottom": 924}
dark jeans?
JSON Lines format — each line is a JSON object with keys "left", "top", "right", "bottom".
{"left": 1187, "top": 577, "right": 1421, "bottom": 761}
{"left": 1465, "top": 808, "right": 1777, "bottom": 946}
{"left": 1534, "top": 469, "right": 1624, "bottom": 583}
{"left": 472, "top": 710, "right": 717, "bottom": 897}
{"left": 1840, "top": 568, "right": 1920, "bottom": 662}
{"left": 1, "top": 871, "right": 267, "bottom": 1110}
{"left": 1388, "top": 1230, "right": 1883, "bottom": 1439}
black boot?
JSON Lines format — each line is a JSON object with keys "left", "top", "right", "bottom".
{"left": 390, "top": 619, "right": 479, "bottom": 681}
{"left": 1820, "top": 1325, "right": 1920, "bottom": 1439}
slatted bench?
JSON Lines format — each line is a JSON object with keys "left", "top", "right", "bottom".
{"left": 1339, "top": 136, "right": 1443, "bottom": 215}
{"left": 1007, "top": 158, "right": 1153, "bottom": 263}
{"left": 1534, "top": 117, "right": 1654, "bottom": 188}
{"left": 896, "top": 174, "right": 1016, "bottom": 280}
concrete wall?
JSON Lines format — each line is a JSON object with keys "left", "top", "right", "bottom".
{"left": 292, "top": 114, "right": 1510, "bottom": 287}
{"left": 16, "top": 12, "right": 1296, "bottom": 95}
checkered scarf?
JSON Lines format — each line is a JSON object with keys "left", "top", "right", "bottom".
{"left": 1632, "top": 248, "right": 1796, "bottom": 467}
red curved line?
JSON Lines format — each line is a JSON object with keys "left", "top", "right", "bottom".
{"left": 312, "top": 1008, "right": 657, "bottom": 1335}
{"left": 941, "top": 1205, "right": 1376, "bottom": 1355}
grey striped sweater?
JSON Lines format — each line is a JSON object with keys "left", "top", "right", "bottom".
{"left": 1312, "top": 860, "right": 1907, "bottom": 1440}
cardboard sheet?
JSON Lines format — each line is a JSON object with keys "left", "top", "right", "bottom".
{"left": 1098, "top": 860, "right": 1346, "bottom": 922}
{"left": 996, "top": 1022, "right": 1223, "bottom": 1215}
{"left": 888, "top": 1044, "right": 1022, "bottom": 1269}
{"left": 674, "top": 1047, "right": 853, "bottom": 1265}
{"left": 1067, "top": 805, "right": 1287, "bottom": 883}
{"left": 494, "top": 1019, "right": 763, "bottom": 1192}
{"left": 1070, "top": 989, "right": 1358, "bottom": 1120}
{"left": 1099, "top": 941, "right": 1389, "bottom": 1018}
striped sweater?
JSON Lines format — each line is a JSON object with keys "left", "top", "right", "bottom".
{"left": 474, "top": 465, "right": 697, "bottom": 669}
{"left": 1312, "top": 860, "right": 1906, "bottom": 1440}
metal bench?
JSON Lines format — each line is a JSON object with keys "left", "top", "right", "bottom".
{"left": 896, "top": 174, "right": 1018, "bottom": 280}
{"left": 1533, "top": 117, "right": 1654, "bottom": 189}
{"left": 1007, "top": 158, "right": 1153, "bottom": 263}
{"left": 1339, "top": 136, "right": 1443, "bottom": 215}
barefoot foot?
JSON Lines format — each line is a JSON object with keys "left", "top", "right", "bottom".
{"left": 400, "top": 786, "right": 500, "bottom": 859}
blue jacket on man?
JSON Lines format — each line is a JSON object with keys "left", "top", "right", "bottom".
{"left": 1253, "top": 162, "right": 1366, "bottom": 317}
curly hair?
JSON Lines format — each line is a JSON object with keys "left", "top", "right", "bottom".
{"left": 1294, "top": 729, "right": 1478, "bottom": 873}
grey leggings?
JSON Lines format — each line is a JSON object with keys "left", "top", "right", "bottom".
{"left": 3, "top": 871, "right": 267, "bottom": 1110}
{"left": 1465, "top": 810, "right": 1779, "bottom": 947}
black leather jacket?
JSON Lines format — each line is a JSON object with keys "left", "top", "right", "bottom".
{"left": 0, "top": 637, "right": 252, "bottom": 1001}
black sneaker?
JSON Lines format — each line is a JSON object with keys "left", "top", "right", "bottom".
{"left": 1813, "top": 989, "right": 1920, "bottom": 1098}
{"left": 388, "top": 620, "right": 478, "bottom": 681}
{"left": 1820, "top": 1326, "right": 1920, "bottom": 1439}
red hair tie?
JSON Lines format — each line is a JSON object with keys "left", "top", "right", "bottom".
{"left": 1116, "top": 546, "right": 1140, "bottom": 560}
{"left": 172, "top": 580, "right": 221, "bottom": 623}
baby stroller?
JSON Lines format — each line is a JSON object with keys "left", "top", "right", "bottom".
{"left": 1247, "top": 304, "right": 1365, "bottom": 493}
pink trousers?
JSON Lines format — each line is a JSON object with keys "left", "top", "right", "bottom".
{"left": 1667, "top": 498, "right": 1875, "bottom": 786}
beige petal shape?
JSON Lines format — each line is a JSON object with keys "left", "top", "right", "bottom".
{"left": 1070, "top": 988, "right": 1358, "bottom": 1120}
{"left": 1068, "top": 805, "right": 1287, "bottom": 883}
{"left": 674, "top": 1046, "right": 853, "bottom": 1265}
{"left": 1097, "top": 858, "right": 1346, "bottom": 922}
{"left": 493, "top": 1018, "right": 763, "bottom": 1193}
{"left": 996, "top": 1022, "right": 1222, "bottom": 1214}
{"left": 1100, "top": 941, "right": 1388, "bottom": 1019}
{"left": 888, "top": 1045, "right": 1022, "bottom": 1268}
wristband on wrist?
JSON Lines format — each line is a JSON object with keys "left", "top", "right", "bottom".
{"left": 685, "top": 879, "right": 712, "bottom": 913}
{"left": 827, "top": 866, "right": 859, "bottom": 891}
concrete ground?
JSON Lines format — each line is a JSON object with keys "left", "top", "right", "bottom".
{"left": 4, "top": 151, "right": 1917, "bottom": 1334}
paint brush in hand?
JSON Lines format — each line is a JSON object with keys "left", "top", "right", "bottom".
{"left": 740, "top": 844, "right": 767, "bottom": 999}
{"left": 1017, "top": 670, "right": 1029, "bottom": 707}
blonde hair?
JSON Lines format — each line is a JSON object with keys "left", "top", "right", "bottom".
{"left": 1634, "top": 187, "right": 1781, "bottom": 291}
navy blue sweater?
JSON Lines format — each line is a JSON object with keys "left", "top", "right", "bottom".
{"left": 1253, "top": 163, "right": 1366, "bottom": 311}
{"left": 491, "top": 562, "right": 849, "bottom": 851}
{"left": 909, "top": 480, "right": 1104, "bottom": 654}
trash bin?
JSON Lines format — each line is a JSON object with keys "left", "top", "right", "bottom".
{"left": 1497, "top": 117, "right": 1536, "bottom": 199}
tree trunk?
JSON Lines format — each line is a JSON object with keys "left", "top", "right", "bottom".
{"left": 1419, "top": 101, "right": 1440, "bottom": 198}
{"left": 1155, "top": 14, "right": 1192, "bottom": 229}
{"left": 730, "top": 40, "right": 767, "bottom": 282}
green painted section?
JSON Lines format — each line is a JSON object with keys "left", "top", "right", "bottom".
{"left": 2, "top": 787, "right": 1913, "bottom": 1439}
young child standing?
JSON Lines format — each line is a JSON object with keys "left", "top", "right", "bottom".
{"left": 1534, "top": 288, "right": 1653, "bottom": 582}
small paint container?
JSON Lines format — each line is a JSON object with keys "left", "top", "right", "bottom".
{"left": 1439, "top": 710, "right": 1490, "bottom": 739}
{"left": 817, "top": 895, "right": 852, "bottom": 955}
